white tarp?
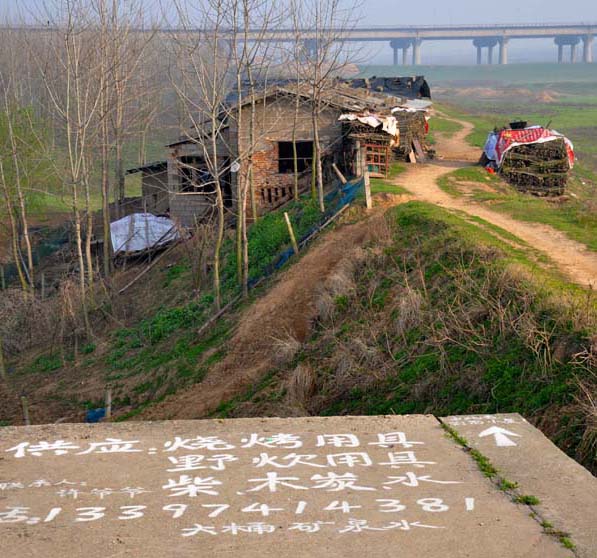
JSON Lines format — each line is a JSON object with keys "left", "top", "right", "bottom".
{"left": 338, "top": 113, "right": 398, "bottom": 137}
{"left": 110, "top": 213, "right": 180, "bottom": 254}
{"left": 398, "top": 99, "right": 433, "bottom": 111}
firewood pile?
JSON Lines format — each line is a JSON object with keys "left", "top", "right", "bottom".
{"left": 393, "top": 111, "right": 428, "bottom": 155}
{"left": 500, "top": 138, "right": 570, "bottom": 196}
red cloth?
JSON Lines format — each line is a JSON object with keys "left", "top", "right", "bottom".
{"left": 495, "top": 128, "right": 574, "bottom": 168}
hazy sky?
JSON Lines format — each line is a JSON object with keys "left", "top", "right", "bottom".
{"left": 357, "top": 0, "right": 597, "bottom": 25}
{"left": 2, "top": 0, "right": 596, "bottom": 25}
{"left": 2, "top": 0, "right": 596, "bottom": 64}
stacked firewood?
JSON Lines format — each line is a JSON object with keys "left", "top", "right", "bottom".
{"left": 393, "top": 111, "right": 428, "bottom": 155}
{"left": 500, "top": 139, "right": 569, "bottom": 196}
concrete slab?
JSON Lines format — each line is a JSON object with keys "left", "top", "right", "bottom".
{"left": 0, "top": 415, "right": 574, "bottom": 557}
{"left": 441, "top": 413, "right": 597, "bottom": 558}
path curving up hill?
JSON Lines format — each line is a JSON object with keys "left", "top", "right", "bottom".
{"left": 141, "top": 114, "right": 595, "bottom": 422}
{"left": 403, "top": 114, "right": 597, "bottom": 288}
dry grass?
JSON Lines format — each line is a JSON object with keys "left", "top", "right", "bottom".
{"left": 287, "top": 363, "right": 316, "bottom": 408}
{"left": 576, "top": 378, "right": 597, "bottom": 465}
{"left": 0, "top": 279, "right": 87, "bottom": 357}
{"left": 271, "top": 331, "right": 302, "bottom": 366}
{"left": 392, "top": 288, "right": 424, "bottom": 338}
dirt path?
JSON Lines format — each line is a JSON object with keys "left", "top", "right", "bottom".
{"left": 403, "top": 115, "right": 597, "bottom": 288}
{"left": 141, "top": 213, "right": 385, "bottom": 420}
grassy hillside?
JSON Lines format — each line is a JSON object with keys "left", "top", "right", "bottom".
{"left": 210, "top": 202, "right": 597, "bottom": 474}
{"left": 0, "top": 192, "right": 335, "bottom": 422}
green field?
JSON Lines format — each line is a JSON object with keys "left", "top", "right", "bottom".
{"left": 359, "top": 63, "right": 597, "bottom": 86}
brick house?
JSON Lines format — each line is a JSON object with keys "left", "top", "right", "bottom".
{"left": 129, "top": 83, "right": 401, "bottom": 227}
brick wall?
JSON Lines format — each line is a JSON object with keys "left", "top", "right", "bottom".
{"left": 169, "top": 193, "right": 213, "bottom": 228}
{"left": 231, "top": 95, "right": 343, "bottom": 215}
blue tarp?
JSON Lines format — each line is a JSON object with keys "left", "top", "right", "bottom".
{"left": 483, "top": 132, "right": 499, "bottom": 163}
{"left": 248, "top": 177, "right": 365, "bottom": 287}
{"left": 85, "top": 408, "right": 106, "bottom": 423}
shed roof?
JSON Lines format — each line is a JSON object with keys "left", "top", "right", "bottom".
{"left": 126, "top": 161, "right": 168, "bottom": 175}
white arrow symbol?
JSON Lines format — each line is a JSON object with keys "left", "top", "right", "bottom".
{"left": 478, "top": 427, "right": 521, "bottom": 447}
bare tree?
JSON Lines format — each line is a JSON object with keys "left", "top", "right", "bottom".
{"left": 0, "top": 158, "right": 29, "bottom": 291}
{"left": 94, "top": 0, "right": 156, "bottom": 276}
{"left": 168, "top": 0, "right": 234, "bottom": 310}
{"left": 0, "top": 90, "right": 36, "bottom": 292}
{"left": 299, "top": 0, "right": 356, "bottom": 212}
{"left": 36, "top": 0, "right": 105, "bottom": 335}
{"left": 228, "top": 0, "right": 280, "bottom": 295}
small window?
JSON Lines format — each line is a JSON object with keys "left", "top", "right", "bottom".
{"left": 278, "top": 141, "right": 313, "bottom": 174}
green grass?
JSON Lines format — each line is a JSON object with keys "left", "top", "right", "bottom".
{"left": 432, "top": 83, "right": 597, "bottom": 251}
{"left": 27, "top": 353, "right": 63, "bottom": 374}
{"left": 515, "top": 495, "right": 541, "bottom": 506}
{"left": 499, "top": 479, "right": 519, "bottom": 491}
{"left": 359, "top": 64, "right": 597, "bottom": 86}
{"left": 442, "top": 425, "right": 499, "bottom": 478}
{"left": 221, "top": 193, "right": 323, "bottom": 291}
{"left": 438, "top": 165, "right": 501, "bottom": 196}
{"left": 437, "top": 165, "right": 597, "bottom": 252}
{"left": 370, "top": 162, "right": 409, "bottom": 195}
{"left": 430, "top": 116, "right": 463, "bottom": 135}
{"left": 262, "top": 201, "right": 596, "bottom": 471}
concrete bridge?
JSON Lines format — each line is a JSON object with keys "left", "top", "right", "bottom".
{"left": 4, "top": 22, "right": 596, "bottom": 65}
{"left": 294, "top": 23, "right": 597, "bottom": 66}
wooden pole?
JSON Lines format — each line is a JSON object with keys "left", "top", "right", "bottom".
{"left": 0, "top": 265, "right": 5, "bottom": 290}
{"left": 0, "top": 338, "right": 6, "bottom": 381}
{"left": 364, "top": 170, "right": 372, "bottom": 210}
{"left": 143, "top": 200, "right": 151, "bottom": 264}
{"left": 105, "top": 388, "right": 112, "bottom": 420}
{"left": 332, "top": 163, "right": 347, "bottom": 185}
{"left": 355, "top": 140, "right": 362, "bottom": 176}
{"left": 284, "top": 212, "right": 300, "bottom": 256}
{"left": 21, "top": 396, "right": 30, "bottom": 426}
{"left": 41, "top": 272, "right": 46, "bottom": 299}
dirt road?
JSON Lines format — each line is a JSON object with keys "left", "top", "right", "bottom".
{"left": 402, "top": 115, "right": 597, "bottom": 288}
{"left": 142, "top": 214, "right": 385, "bottom": 420}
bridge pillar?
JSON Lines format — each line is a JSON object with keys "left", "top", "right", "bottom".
{"left": 583, "top": 35, "right": 594, "bottom": 63}
{"left": 473, "top": 38, "right": 499, "bottom": 65}
{"left": 554, "top": 36, "right": 581, "bottom": 64}
{"left": 304, "top": 39, "right": 318, "bottom": 59}
{"left": 390, "top": 39, "right": 412, "bottom": 66}
{"left": 412, "top": 39, "right": 422, "bottom": 65}
{"left": 498, "top": 38, "right": 509, "bottom": 65}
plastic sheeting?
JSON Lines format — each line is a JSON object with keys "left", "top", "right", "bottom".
{"left": 110, "top": 213, "right": 180, "bottom": 254}
{"left": 391, "top": 99, "right": 433, "bottom": 112}
{"left": 338, "top": 113, "right": 398, "bottom": 137}
{"left": 484, "top": 127, "right": 575, "bottom": 168}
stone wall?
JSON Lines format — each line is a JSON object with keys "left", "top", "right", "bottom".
{"left": 141, "top": 169, "right": 170, "bottom": 214}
